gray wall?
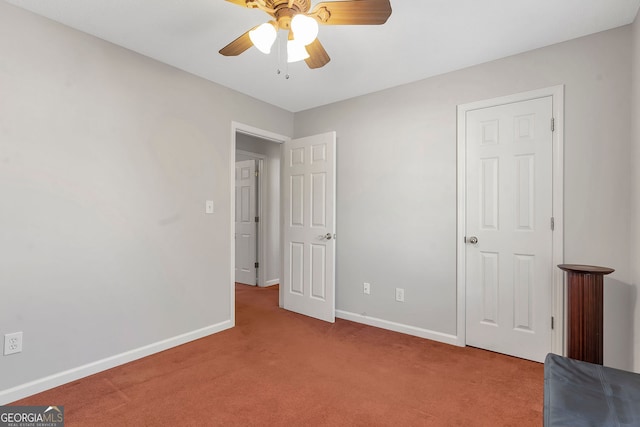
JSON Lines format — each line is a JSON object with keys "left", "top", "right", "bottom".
{"left": 632, "top": 8, "right": 640, "bottom": 372}
{"left": 236, "top": 133, "right": 281, "bottom": 287}
{"left": 295, "top": 25, "right": 636, "bottom": 371}
{"left": 0, "top": 2, "right": 293, "bottom": 394}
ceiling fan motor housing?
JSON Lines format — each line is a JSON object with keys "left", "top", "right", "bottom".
{"left": 267, "top": 0, "right": 311, "bottom": 13}
{"left": 269, "top": 0, "right": 312, "bottom": 29}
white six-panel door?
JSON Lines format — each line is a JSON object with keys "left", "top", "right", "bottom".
{"left": 282, "top": 132, "right": 336, "bottom": 323}
{"left": 465, "top": 96, "right": 553, "bottom": 362}
{"left": 235, "top": 159, "right": 257, "bottom": 286}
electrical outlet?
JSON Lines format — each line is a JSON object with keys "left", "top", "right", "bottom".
{"left": 4, "top": 332, "right": 23, "bottom": 355}
{"left": 395, "top": 288, "right": 405, "bottom": 302}
{"left": 363, "top": 282, "right": 371, "bottom": 295}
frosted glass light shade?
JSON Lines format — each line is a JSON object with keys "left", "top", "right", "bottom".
{"left": 287, "top": 39, "right": 310, "bottom": 63}
{"left": 249, "top": 22, "right": 277, "bottom": 54}
{"left": 291, "top": 14, "right": 318, "bottom": 45}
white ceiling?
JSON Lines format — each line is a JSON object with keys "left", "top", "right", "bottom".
{"left": 6, "top": 0, "right": 640, "bottom": 112}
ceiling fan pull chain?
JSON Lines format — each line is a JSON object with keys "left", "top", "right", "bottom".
{"left": 285, "top": 53, "right": 290, "bottom": 79}
{"left": 277, "top": 31, "right": 290, "bottom": 80}
{"left": 276, "top": 29, "right": 283, "bottom": 76}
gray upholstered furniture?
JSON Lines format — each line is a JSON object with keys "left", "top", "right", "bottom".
{"left": 544, "top": 353, "right": 640, "bottom": 426}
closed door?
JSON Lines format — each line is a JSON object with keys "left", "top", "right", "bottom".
{"left": 465, "top": 96, "right": 553, "bottom": 362}
{"left": 235, "top": 159, "right": 257, "bottom": 285}
{"left": 282, "top": 132, "right": 336, "bottom": 322}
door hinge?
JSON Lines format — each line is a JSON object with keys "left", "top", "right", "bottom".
{"left": 551, "top": 316, "right": 554, "bottom": 330}
{"left": 255, "top": 170, "right": 259, "bottom": 177}
{"left": 550, "top": 217, "right": 555, "bottom": 231}
{"left": 254, "top": 262, "right": 259, "bottom": 269}
{"left": 551, "top": 117, "right": 555, "bottom": 132}
{"left": 255, "top": 216, "right": 259, "bottom": 223}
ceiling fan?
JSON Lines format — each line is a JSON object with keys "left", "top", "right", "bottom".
{"left": 219, "top": 0, "right": 392, "bottom": 69}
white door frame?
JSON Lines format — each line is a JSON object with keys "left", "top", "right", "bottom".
{"left": 230, "top": 122, "right": 290, "bottom": 323}
{"left": 456, "top": 85, "right": 565, "bottom": 356}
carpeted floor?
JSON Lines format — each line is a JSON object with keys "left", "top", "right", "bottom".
{"left": 13, "top": 284, "right": 543, "bottom": 426}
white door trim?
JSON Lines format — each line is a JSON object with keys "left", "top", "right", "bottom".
{"left": 456, "top": 85, "right": 565, "bottom": 355}
{"left": 230, "top": 122, "right": 290, "bottom": 323}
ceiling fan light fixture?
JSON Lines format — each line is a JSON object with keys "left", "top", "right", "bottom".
{"left": 221, "top": 0, "right": 392, "bottom": 69}
{"left": 249, "top": 22, "right": 277, "bottom": 54}
{"left": 291, "top": 14, "right": 319, "bottom": 45}
{"left": 287, "top": 39, "right": 310, "bottom": 63}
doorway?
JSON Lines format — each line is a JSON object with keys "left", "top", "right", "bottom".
{"left": 456, "top": 86, "right": 565, "bottom": 362}
{"left": 230, "top": 123, "right": 338, "bottom": 324}
{"left": 230, "top": 122, "right": 289, "bottom": 319}
{"left": 234, "top": 131, "right": 283, "bottom": 288}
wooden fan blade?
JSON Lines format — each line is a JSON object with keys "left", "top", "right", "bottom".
{"left": 305, "top": 39, "right": 331, "bottom": 69}
{"left": 219, "top": 28, "right": 255, "bottom": 56}
{"left": 310, "top": 0, "right": 391, "bottom": 25}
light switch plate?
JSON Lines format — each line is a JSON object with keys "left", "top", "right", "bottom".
{"left": 205, "top": 200, "right": 214, "bottom": 214}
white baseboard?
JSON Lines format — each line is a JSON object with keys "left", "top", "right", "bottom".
{"left": 335, "top": 310, "right": 462, "bottom": 347}
{"left": 262, "top": 279, "right": 279, "bottom": 287}
{"left": 0, "top": 319, "right": 233, "bottom": 405}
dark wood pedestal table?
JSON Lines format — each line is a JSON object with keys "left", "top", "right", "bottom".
{"left": 557, "top": 264, "right": 614, "bottom": 365}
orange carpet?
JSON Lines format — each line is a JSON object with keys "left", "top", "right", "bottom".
{"left": 13, "top": 284, "right": 543, "bottom": 426}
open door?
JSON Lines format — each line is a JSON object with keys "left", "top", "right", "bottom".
{"left": 235, "top": 159, "right": 257, "bottom": 285}
{"left": 282, "top": 132, "right": 336, "bottom": 322}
